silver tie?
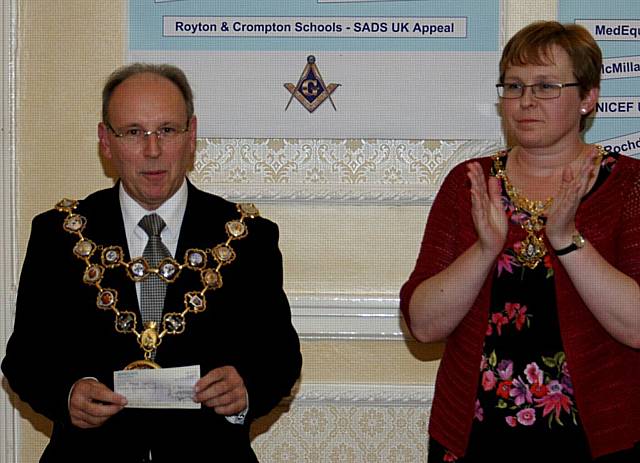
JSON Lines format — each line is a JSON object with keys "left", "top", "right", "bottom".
{"left": 138, "top": 213, "right": 171, "bottom": 327}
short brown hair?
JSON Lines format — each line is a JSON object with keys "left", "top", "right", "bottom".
{"left": 499, "top": 21, "right": 601, "bottom": 130}
{"left": 102, "top": 63, "right": 194, "bottom": 124}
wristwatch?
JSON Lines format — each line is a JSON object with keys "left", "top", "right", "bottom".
{"left": 553, "top": 232, "right": 586, "bottom": 256}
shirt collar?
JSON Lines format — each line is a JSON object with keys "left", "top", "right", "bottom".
{"left": 119, "top": 179, "right": 189, "bottom": 240}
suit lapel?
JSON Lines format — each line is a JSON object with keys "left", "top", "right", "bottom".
{"left": 164, "top": 182, "right": 227, "bottom": 316}
{"left": 85, "top": 184, "right": 140, "bottom": 316}
{"left": 174, "top": 181, "right": 229, "bottom": 260}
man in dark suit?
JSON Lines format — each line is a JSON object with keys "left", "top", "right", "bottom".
{"left": 2, "top": 63, "right": 302, "bottom": 462}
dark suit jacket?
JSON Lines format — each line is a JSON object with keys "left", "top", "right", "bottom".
{"left": 2, "top": 181, "right": 302, "bottom": 462}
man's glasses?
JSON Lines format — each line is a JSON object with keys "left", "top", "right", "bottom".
{"left": 107, "top": 120, "right": 190, "bottom": 145}
{"left": 496, "top": 82, "right": 580, "bottom": 99}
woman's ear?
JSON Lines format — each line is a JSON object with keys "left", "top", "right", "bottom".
{"left": 581, "top": 87, "right": 599, "bottom": 114}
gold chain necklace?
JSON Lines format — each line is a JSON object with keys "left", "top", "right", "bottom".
{"left": 55, "top": 198, "right": 259, "bottom": 369}
{"left": 492, "top": 145, "right": 605, "bottom": 269}
{"left": 492, "top": 153, "right": 552, "bottom": 270}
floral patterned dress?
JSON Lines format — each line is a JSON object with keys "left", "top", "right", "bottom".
{"left": 428, "top": 150, "right": 632, "bottom": 463}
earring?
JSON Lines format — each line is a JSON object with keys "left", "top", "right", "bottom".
{"left": 580, "top": 108, "right": 588, "bottom": 114}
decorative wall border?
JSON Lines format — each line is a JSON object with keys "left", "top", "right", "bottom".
{"left": 289, "top": 294, "right": 405, "bottom": 340}
{"left": 251, "top": 383, "right": 435, "bottom": 461}
{"left": 289, "top": 382, "right": 435, "bottom": 408}
{"left": 190, "top": 139, "right": 504, "bottom": 204}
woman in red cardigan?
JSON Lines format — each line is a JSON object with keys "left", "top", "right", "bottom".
{"left": 400, "top": 21, "right": 639, "bottom": 462}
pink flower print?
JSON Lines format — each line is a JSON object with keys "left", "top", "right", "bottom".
{"left": 510, "top": 376, "right": 533, "bottom": 406}
{"left": 547, "top": 380, "right": 563, "bottom": 394}
{"left": 543, "top": 254, "right": 555, "bottom": 278}
{"left": 525, "top": 362, "right": 543, "bottom": 385}
{"left": 516, "top": 408, "right": 536, "bottom": 426}
{"left": 511, "top": 211, "right": 529, "bottom": 225}
{"left": 505, "top": 416, "right": 517, "bottom": 427}
{"left": 504, "top": 302, "right": 527, "bottom": 330}
{"left": 496, "top": 359, "right": 513, "bottom": 381}
{"left": 496, "top": 380, "right": 512, "bottom": 399}
{"left": 497, "top": 252, "right": 518, "bottom": 277}
{"left": 482, "top": 370, "right": 497, "bottom": 391}
{"left": 561, "top": 368, "right": 574, "bottom": 395}
{"left": 514, "top": 305, "right": 528, "bottom": 330}
{"left": 474, "top": 399, "right": 484, "bottom": 422}
{"left": 486, "top": 324, "right": 493, "bottom": 336}
{"left": 443, "top": 450, "right": 458, "bottom": 462}
{"left": 504, "top": 302, "right": 519, "bottom": 319}
{"left": 491, "top": 312, "right": 509, "bottom": 336}
{"left": 530, "top": 382, "right": 548, "bottom": 399}
{"left": 502, "top": 196, "right": 515, "bottom": 213}
{"left": 479, "top": 355, "right": 488, "bottom": 371}
{"left": 535, "top": 390, "right": 573, "bottom": 421}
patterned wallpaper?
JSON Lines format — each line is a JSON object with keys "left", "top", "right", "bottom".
{"left": 190, "top": 139, "right": 504, "bottom": 203}
{"left": 251, "top": 384, "right": 434, "bottom": 462}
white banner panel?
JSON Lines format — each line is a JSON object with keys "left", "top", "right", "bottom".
{"left": 129, "top": 50, "right": 499, "bottom": 139}
{"left": 561, "top": 1, "right": 640, "bottom": 154}
{"left": 598, "top": 131, "right": 640, "bottom": 157}
{"left": 163, "top": 16, "right": 467, "bottom": 38}
{"left": 129, "top": 0, "right": 501, "bottom": 139}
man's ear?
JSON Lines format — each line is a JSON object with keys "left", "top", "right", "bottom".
{"left": 188, "top": 115, "right": 198, "bottom": 154}
{"left": 98, "top": 122, "right": 112, "bottom": 160}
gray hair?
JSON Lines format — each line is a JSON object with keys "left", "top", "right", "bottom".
{"left": 102, "top": 63, "right": 194, "bottom": 123}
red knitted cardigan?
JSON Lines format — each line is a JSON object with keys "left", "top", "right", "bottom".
{"left": 400, "top": 154, "right": 640, "bottom": 458}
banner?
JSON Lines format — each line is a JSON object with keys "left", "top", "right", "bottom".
{"left": 560, "top": 1, "right": 640, "bottom": 157}
{"left": 129, "top": 0, "right": 501, "bottom": 139}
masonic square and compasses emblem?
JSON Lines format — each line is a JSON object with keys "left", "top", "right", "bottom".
{"left": 284, "top": 55, "right": 340, "bottom": 113}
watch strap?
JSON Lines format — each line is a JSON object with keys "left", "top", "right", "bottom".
{"left": 553, "top": 233, "right": 585, "bottom": 256}
{"left": 554, "top": 243, "right": 578, "bottom": 256}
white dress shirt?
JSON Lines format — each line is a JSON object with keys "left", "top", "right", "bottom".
{"left": 119, "top": 180, "right": 188, "bottom": 307}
